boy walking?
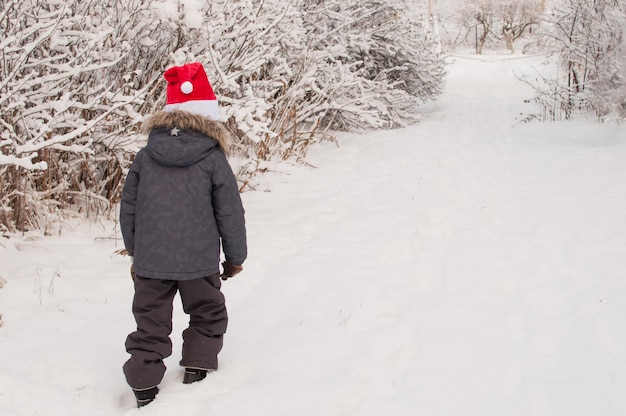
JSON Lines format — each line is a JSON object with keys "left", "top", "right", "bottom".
{"left": 119, "top": 62, "right": 247, "bottom": 407}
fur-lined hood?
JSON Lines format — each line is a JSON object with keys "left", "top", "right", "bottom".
{"left": 141, "top": 110, "right": 232, "bottom": 154}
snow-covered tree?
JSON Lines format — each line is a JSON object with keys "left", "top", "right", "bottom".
{"left": 453, "top": 0, "right": 543, "bottom": 53}
{"left": 500, "top": 1, "right": 543, "bottom": 53}
{"left": 457, "top": 0, "right": 497, "bottom": 54}
{"left": 538, "top": 0, "right": 625, "bottom": 120}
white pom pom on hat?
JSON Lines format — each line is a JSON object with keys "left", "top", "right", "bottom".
{"left": 163, "top": 62, "right": 219, "bottom": 120}
{"left": 180, "top": 81, "right": 194, "bottom": 94}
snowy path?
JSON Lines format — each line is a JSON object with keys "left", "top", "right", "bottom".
{"left": 2, "top": 55, "right": 626, "bottom": 416}
{"left": 235, "top": 56, "right": 626, "bottom": 416}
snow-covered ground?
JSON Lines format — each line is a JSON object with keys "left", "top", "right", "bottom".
{"left": 2, "top": 55, "right": 626, "bottom": 416}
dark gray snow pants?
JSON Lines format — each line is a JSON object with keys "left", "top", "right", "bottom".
{"left": 123, "top": 273, "right": 227, "bottom": 390}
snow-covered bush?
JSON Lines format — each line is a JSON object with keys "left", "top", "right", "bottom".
{"left": 198, "top": 0, "right": 444, "bottom": 162}
{"left": 537, "top": 0, "right": 625, "bottom": 121}
{"left": 200, "top": 0, "right": 310, "bottom": 161}
{"left": 1, "top": 0, "right": 445, "bottom": 233}
{"left": 298, "top": 0, "right": 444, "bottom": 130}
{"left": 0, "top": 0, "right": 176, "bottom": 232}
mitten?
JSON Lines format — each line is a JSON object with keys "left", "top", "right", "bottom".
{"left": 221, "top": 261, "right": 243, "bottom": 280}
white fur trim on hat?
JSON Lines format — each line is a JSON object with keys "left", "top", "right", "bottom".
{"left": 165, "top": 100, "right": 220, "bottom": 120}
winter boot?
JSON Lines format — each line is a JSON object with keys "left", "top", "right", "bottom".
{"left": 133, "top": 386, "right": 158, "bottom": 408}
{"left": 183, "top": 368, "right": 210, "bottom": 384}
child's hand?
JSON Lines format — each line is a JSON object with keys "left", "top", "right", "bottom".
{"left": 221, "top": 261, "right": 243, "bottom": 280}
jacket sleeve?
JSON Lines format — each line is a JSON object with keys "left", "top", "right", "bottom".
{"left": 119, "top": 151, "right": 142, "bottom": 256}
{"left": 210, "top": 150, "right": 247, "bottom": 265}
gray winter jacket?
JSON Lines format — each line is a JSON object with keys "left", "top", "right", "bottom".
{"left": 120, "top": 111, "right": 247, "bottom": 280}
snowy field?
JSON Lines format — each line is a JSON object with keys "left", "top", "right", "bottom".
{"left": 2, "top": 55, "right": 626, "bottom": 416}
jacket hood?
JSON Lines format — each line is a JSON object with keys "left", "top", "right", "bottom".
{"left": 141, "top": 110, "right": 233, "bottom": 167}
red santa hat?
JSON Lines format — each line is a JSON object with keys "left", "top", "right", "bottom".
{"left": 163, "top": 62, "right": 219, "bottom": 120}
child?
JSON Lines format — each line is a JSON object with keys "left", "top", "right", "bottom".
{"left": 119, "top": 62, "right": 247, "bottom": 408}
